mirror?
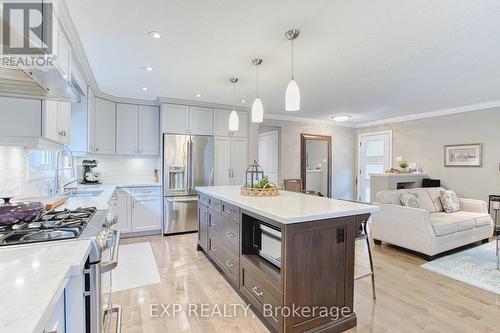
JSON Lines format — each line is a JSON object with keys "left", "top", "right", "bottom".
{"left": 301, "top": 134, "right": 332, "bottom": 197}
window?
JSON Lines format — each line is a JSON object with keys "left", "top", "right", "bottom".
{"left": 28, "top": 151, "right": 56, "bottom": 180}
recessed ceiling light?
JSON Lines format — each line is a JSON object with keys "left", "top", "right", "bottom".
{"left": 141, "top": 87, "right": 148, "bottom": 91}
{"left": 143, "top": 66, "right": 153, "bottom": 71}
{"left": 331, "top": 115, "right": 351, "bottom": 122}
{"left": 241, "top": 99, "right": 247, "bottom": 103}
{"left": 148, "top": 31, "right": 161, "bottom": 39}
{"left": 195, "top": 93, "right": 201, "bottom": 98}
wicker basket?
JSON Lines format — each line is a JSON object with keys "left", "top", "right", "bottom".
{"left": 240, "top": 186, "right": 280, "bottom": 197}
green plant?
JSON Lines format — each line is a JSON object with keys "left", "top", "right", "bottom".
{"left": 399, "top": 161, "right": 409, "bottom": 169}
{"left": 253, "top": 177, "right": 274, "bottom": 189}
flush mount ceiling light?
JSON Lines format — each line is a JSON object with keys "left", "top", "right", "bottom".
{"left": 148, "top": 31, "right": 161, "bottom": 39}
{"left": 285, "top": 29, "right": 300, "bottom": 112}
{"left": 195, "top": 93, "right": 201, "bottom": 98}
{"left": 229, "top": 78, "right": 239, "bottom": 132}
{"left": 141, "top": 86, "right": 148, "bottom": 91}
{"left": 143, "top": 66, "right": 153, "bottom": 71}
{"left": 331, "top": 115, "right": 351, "bottom": 122}
{"left": 241, "top": 99, "right": 246, "bottom": 103}
{"left": 251, "top": 58, "right": 264, "bottom": 123}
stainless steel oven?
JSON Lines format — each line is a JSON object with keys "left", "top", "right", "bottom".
{"left": 251, "top": 222, "right": 282, "bottom": 268}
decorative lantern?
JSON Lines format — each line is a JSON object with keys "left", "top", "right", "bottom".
{"left": 245, "top": 160, "right": 264, "bottom": 188}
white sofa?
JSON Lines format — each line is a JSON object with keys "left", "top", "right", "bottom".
{"left": 370, "top": 187, "right": 493, "bottom": 260}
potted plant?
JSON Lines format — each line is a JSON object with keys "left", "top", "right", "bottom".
{"left": 399, "top": 160, "right": 410, "bottom": 173}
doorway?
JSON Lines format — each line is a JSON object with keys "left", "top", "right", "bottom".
{"left": 258, "top": 128, "right": 279, "bottom": 185}
{"left": 357, "top": 130, "right": 392, "bottom": 202}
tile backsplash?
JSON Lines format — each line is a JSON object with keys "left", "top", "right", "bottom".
{"left": 0, "top": 146, "right": 161, "bottom": 198}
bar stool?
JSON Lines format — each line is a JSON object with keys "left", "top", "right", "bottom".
{"left": 490, "top": 197, "right": 500, "bottom": 270}
{"left": 355, "top": 219, "right": 376, "bottom": 300}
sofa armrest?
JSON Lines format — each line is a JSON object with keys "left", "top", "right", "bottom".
{"left": 459, "top": 198, "right": 488, "bottom": 213}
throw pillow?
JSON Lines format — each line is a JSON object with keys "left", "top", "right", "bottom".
{"left": 400, "top": 192, "right": 421, "bottom": 208}
{"left": 440, "top": 190, "right": 460, "bottom": 213}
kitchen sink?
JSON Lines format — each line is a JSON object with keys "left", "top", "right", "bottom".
{"left": 65, "top": 190, "right": 104, "bottom": 197}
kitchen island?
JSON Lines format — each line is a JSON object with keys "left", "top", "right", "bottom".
{"left": 196, "top": 186, "right": 378, "bottom": 333}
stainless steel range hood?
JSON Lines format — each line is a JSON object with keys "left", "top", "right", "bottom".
{"left": 0, "top": 64, "right": 81, "bottom": 102}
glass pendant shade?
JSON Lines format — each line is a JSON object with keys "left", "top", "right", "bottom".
{"left": 251, "top": 97, "right": 264, "bottom": 123}
{"left": 229, "top": 110, "right": 239, "bottom": 131}
{"left": 285, "top": 79, "right": 300, "bottom": 111}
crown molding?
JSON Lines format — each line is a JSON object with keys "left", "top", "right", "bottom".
{"left": 264, "top": 113, "right": 355, "bottom": 128}
{"left": 157, "top": 97, "right": 251, "bottom": 112}
{"left": 355, "top": 100, "right": 500, "bottom": 128}
{"left": 96, "top": 91, "right": 159, "bottom": 106}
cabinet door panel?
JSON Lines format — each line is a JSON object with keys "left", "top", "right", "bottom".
{"left": 189, "top": 106, "right": 213, "bottom": 135}
{"left": 139, "top": 105, "right": 159, "bottom": 155}
{"left": 57, "top": 102, "right": 71, "bottom": 144}
{"left": 0, "top": 97, "right": 41, "bottom": 137}
{"left": 162, "top": 103, "right": 188, "bottom": 134}
{"left": 198, "top": 204, "right": 209, "bottom": 250}
{"left": 114, "top": 189, "right": 131, "bottom": 233}
{"left": 116, "top": 103, "right": 138, "bottom": 155}
{"left": 94, "top": 98, "right": 116, "bottom": 154}
{"left": 131, "top": 196, "right": 162, "bottom": 232}
{"left": 233, "top": 111, "right": 248, "bottom": 138}
{"left": 213, "top": 109, "right": 231, "bottom": 136}
{"left": 87, "top": 87, "right": 96, "bottom": 153}
{"left": 231, "top": 137, "right": 248, "bottom": 185}
{"left": 42, "top": 100, "right": 59, "bottom": 142}
{"left": 214, "top": 136, "right": 231, "bottom": 185}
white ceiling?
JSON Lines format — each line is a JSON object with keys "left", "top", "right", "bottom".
{"left": 65, "top": 0, "right": 500, "bottom": 125}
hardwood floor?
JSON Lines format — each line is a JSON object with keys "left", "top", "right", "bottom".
{"left": 113, "top": 233, "right": 500, "bottom": 333}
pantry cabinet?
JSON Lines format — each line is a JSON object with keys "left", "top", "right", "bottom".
{"left": 94, "top": 97, "right": 116, "bottom": 154}
{"left": 161, "top": 103, "right": 213, "bottom": 135}
{"left": 214, "top": 136, "right": 248, "bottom": 186}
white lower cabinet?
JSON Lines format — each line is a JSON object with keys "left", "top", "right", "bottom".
{"left": 42, "top": 291, "right": 66, "bottom": 333}
{"left": 113, "top": 187, "right": 161, "bottom": 235}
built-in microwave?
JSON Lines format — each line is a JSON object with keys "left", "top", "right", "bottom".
{"left": 249, "top": 219, "right": 282, "bottom": 268}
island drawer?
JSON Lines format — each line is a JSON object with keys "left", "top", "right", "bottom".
{"left": 221, "top": 201, "right": 240, "bottom": 223}
{"left": 240, "top": 262, "right": 283, "bottom": 332}
{"left": 209, "top": 230, "right": 239, "bottom": 285}
{"left": 198, "top": 192, "right": 209, "bottom": 206}
{"left": 207, "top": 196, "right": 222, "bottom": 213}
{"left": 209, "top": 212, "right": 239, "bottom": 254}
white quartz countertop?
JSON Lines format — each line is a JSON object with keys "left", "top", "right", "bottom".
{"left": 59, "top": 182, "right": 161, "bottom": 210}
{"left": 196, "top": 186, "right": 378, "bottom": 224}
{"left": 0, "top": 240, "right": 92, "bottom": 333}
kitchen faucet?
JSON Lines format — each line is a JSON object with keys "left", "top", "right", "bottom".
{"left": 55, "top": 146, "right": 78, "bottom": 194}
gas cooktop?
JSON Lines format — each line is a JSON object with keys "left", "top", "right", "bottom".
{"left": 0, "top": 207, "right": 96, "bottom": 246}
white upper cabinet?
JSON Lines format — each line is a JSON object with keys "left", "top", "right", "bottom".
{"left": 189, "top": 106, "right": 213, "bottom": 135}
{"left": 94, "top": 97, "right": 116, "bottom": 154}
{"left": 138, "top": 105, "right": 159, "bottom": 155}
{"left": 87, "top": 87, "right": 96, "bottom": 153}
{"left": 214, "top": 109, "right": 248, "bottom": 137}
{"left": 214, "top": 136, "right": 232, "bottom": 186}
{"left": 0, "top": 97, "right": 41, "bottom": 138}
{"left": 42, "top": 100, "right": 71, "bottom": 145}
{"left": 49, "top": 8, "right": 71, "bottom": 81}
{"left": 116, "top": 103, "right": 139, "bottom": 155}
{"left": 162, "top": 104, "right": 188, "bottom": 134}
{"left": 162, "top": 103, "right": 213, "bottom": 135}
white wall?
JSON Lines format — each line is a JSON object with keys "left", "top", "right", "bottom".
{"left": 357, "top": 108, "right": 500, "bottom": 202}
{"left": 250, "top": 119, "right": 357, "bottom": 200}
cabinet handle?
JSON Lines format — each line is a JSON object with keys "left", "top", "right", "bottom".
{"left": 225, "top": 208, "right": 234, "bottom": 214}
{"left": 95, "top": 147, "right": 99, "bottom": 152}
{"left": 211, "top": 246, "right": 217, "bottom": 252}
{"left": 225, "top": 260, "right": 234, "bottom": 268}
{"left": 205, "top": 211, "right": 209, "bottom": 222}
{"left": 228, "top": 169, "right": 231, "bottom": 178}
{"left": 225, "top": 231, "right": 235, "bottom": 238}
{"left": 252, "top": 286, "right": 264, "bottom": 297}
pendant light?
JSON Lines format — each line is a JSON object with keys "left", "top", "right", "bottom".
{"left": 228, "top": 78, "right": 239, "bottom": 131}
{"left": 285, "top": 29, "right": 300, "bottom": 111}
{"left": 251, "top": 58, "right": 264, "bottom": 123}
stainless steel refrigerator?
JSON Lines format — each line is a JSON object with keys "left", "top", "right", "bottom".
{"left": 162, "top": 134, "right": 214, "bottom": 235}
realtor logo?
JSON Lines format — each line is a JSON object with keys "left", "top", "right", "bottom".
{"left": 2, "top": 2, "right": 53, "bottom": 55}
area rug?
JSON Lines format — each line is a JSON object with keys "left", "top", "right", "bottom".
{"left": 421, "top": 242, "right": 500, "bottom": 295}
{"left": 110, "top": 242, "right": 161, "bottom": 292}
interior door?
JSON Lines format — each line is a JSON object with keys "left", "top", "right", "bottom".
{"left": 258, "top": 131, "right": 279, "bottom": 184}
{"left": 163, "top": 134, "right": 189, "bottom": 195}
{"left": 190, "top": 135, "right": 214, "bottom": 189}
{"left": 230, "top": 137, "right": 248, "bottom": 185}
{"left": 214, "top": 136, "right": 231, "bottom": 185}
{"left": 358, "top": 132, "right": 392, "bottom": 202}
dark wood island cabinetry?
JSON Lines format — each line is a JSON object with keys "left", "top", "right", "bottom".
{"left": 196, "top": 186, "right": 377, "bottom": 333}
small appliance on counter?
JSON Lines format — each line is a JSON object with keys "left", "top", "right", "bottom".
{"left": 79, "top": 159, "right": 102, "bottom": 184}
